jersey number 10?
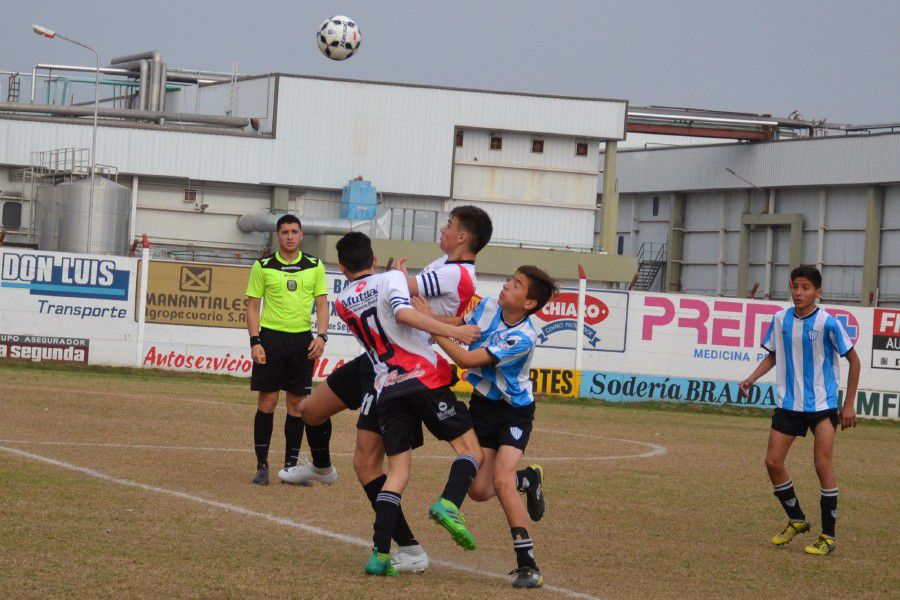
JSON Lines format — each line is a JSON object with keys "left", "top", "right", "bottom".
{"left": 346, "top": 307, "right": 395, "bottom": 365}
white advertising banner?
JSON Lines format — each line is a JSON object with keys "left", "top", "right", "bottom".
{"left": 0, "top": 248, "right": 138, "bottom": 366}
{"left": 1, "top": 249, "right": 896, "bottom": 418}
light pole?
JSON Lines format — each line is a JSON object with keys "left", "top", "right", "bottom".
{"left": 33, "top": 24, "right": 99, "bottom": 254}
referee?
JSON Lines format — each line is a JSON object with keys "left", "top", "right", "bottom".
{"left": 246, "top": 214, "right": 330, "bottom": 486}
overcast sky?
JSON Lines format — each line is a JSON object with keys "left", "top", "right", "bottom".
{"left": 5, "top": 1, "right": 900, "bottom": 123}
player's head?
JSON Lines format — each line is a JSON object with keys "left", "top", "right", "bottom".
{"left": 440, "top": 205, "right": 493, "bottom": 255}
{"left": 790, "top": 265, "right": 822, "bottom": 308}
{"left": 275, "top": 214, "right": 302, "bottom": 252}
{"left": 500, "top": 265, "right": 558, "bottom": 316}
{"left": 336, "top": 231, "right": 375, "bottom": 276}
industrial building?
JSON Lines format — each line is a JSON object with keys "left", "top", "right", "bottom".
{"left": 0, "top": 52, "right": 898, "bottom": 304}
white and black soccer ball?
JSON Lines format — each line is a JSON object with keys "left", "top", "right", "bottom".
{"left": 317, "top": 15, "right": 361, "bottom": 61}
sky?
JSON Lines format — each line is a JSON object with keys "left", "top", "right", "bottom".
{"left": 4, "top": 0, "right": 900, "bottom": 124}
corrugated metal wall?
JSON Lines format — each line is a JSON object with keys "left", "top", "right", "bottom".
{"left": 618, "top": 185, "right": 900, "bottom": 305}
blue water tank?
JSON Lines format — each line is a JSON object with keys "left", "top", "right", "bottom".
{"left": 340, "top": 179, "right": 377, "bottom": 220}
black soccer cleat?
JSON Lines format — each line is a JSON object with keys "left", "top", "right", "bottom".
{"left": 524, "top": 465, "right": 545, "bottom": 522}
{"left": 252, "top": 463, "right": 269, "bottom": 486}
{"left": 510, "top": 567, "right": 543, "bottom": 589}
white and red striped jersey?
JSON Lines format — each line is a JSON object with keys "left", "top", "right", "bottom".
{"left": 335, "top": 270, "right": 453, "bottom": 400}
{"left": 416, "top": 255, "right": 477, "bottom": 318}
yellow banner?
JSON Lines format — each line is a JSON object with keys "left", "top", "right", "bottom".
{"left": 452, "top": 367, "right": 580, "bottom": 398}
{"left": 137, "top": 260, "right": 251, "bottom": 328}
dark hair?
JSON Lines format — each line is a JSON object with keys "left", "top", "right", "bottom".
{"left": 790, "top": 265, "right": 822, "bottom": 289}
{"left": 276, "top": 214, "right": 301, "bottom": 232}
{"left": 450, "top": 205, "right": 493, "bottom": 253}
{"left": 517, "top": 265, "right": 558, "bottom": 315}
{"left": 336, "top": 231, "right": 375, "bottom": 273}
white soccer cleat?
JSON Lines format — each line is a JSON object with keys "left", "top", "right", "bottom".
{"left": 391, "top": 544, "right": 429, "bottom": 573}
{"left": 277, "top": 457, "right": 338, "bottom": 486}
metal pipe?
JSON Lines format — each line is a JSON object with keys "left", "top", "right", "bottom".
{"left": 129, "top": 175, "right": 139, "bottom": 246}
{"left": 138, "top": 60, "right": 149, "bottom": 111}
{"left": 0, "top": 101, "right": 250, "bottom": 127}
{"left": 110, "top": 50, "right": 160, "bottom": 65}
{"left": 816, "top": 191, "right": 826, "bottom": 272}
{"left": 764, "top": 190, "right": 775, "bottom": 299}
{"left": 157, "top": 63, "right": 167, "bottom": 121}
{"left": 628, "top": 110, "right": 780, "bottom": 127}
{"left": 148, "top": 57, "right": 161, "bottom": 113}
{"left": 237, "top": 213, "right": 391, "bottom": 237}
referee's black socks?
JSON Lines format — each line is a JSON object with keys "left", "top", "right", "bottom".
{"left": 305, "top": 419, "right": 332, "bottom": 469}
{"left": 253, "top": 410, "right": 274, "bottom": 467}
{"left": 283, "top": 414, "right": 304, "bottom": 468}
{"left": 363, "top": 474, "right": 418, "bottom": 547}
{"left": 441, "top": 454, "right": 480, "bottom": 508}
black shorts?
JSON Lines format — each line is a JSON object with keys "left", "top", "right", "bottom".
{"left": 325, "top": 354, "right": 380, "bottom": 433}
{"left": 379, "top": 387, "right": 473, "bottom": 456}
{"left": 250, "top": 328, "right": 314, "bottom": 396}
{"left": 469, "top": 392, "right": 535, "bottom": 452}
{"left": 771, "top": 407, "right": 839, "bottom": 437}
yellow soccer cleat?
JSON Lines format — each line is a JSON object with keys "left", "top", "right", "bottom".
{"left": 804, "top": 534, "right": 835, "bottom": 556}
{"left": 771, "top": 520, "right": 810, "bottom": 546}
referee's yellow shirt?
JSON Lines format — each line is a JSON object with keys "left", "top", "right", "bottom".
{"left": 245, "top": 251, "right": 328, "bottom": 333}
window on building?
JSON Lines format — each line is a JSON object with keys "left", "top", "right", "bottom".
{"left": 617, "top": 235, "right": 625, "bottom": 255}
{"left": 576, "top": 142, "right": 588, "bottom": 156}
{"left": 531, "top": 139, "right": 544, "bottom": 153}
{"left": 652, "top": 196, "right": 660, "bottom": 216}
{"left": 490, "top": 135, "right": 503, "bottom": 150}
{"left": 1, "top": 201, "right": 22, "bottom": 228}
{"left": 455, "top": 131, "right": 464, "bottom": 147}
{"left": 183, "top": 188, "right": 197, "bottom": 203}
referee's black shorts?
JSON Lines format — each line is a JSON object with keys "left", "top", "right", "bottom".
{"left": 250, "top": 328, "right": 314, "bottom": 396}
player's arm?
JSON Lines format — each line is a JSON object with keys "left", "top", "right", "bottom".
{"left": 433, "top": 335, "right": 495, "bottom": 368}
{"left": 395, "top": 257, "right": 420, "bottom": 296}
{"left": 841, "top": 348, "right": 861, "bottom": 429}
{"left": 395, "top": 307, "right": 480, "bottom": 345}
{"left": 410, "top": 296, "right": 464, "bottom": 325}
{"left": 738, "top": 352, "right": 776, "bottom": 398}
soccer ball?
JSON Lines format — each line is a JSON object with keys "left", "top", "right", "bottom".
{"left": 317, "top": 15, "right": 361, "bottom": 61}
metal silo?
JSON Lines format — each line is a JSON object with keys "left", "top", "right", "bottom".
{"left": 55, "top": 177, "right": 131, "bottom": 255}
{"left": 35, "top": 183, "right": 63, "bottom": 251}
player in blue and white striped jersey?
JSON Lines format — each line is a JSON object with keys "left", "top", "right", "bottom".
{"left": 425, "top": 265, "right": 558, "bottom": 589}
{"left": 740, "top": 266, "right": 861, "bottom": 557}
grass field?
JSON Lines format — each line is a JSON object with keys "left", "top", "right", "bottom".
{"left": 1, "top": 362, "right": 898, "bottom": 600}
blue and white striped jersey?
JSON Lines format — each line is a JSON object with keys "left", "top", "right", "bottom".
{"left": 463, "top": 297, "right": 537, "bottom": 407}
{"left": 761, "top": 307, "right": 854, "bottom": 412}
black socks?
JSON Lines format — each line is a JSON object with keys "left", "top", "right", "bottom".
{"left": 253, "top": 410, "right": 274, "bottom": 467}
{"left": 821, "top": 488, "right": 838, "bottom": 538}
{"left": 283, "top": 414, "right": 304, "bottom": 468}
{"left": 511, "top": 527, "right": 538, "bottom": 570}
{"left": 305, "top": 419, "right": 333, "bottom": 469}
{"left": 441, "top": 454, "right": 480, "bottom": 508}
{"left": 363, "top": 475, "right": 418, "bottom": 547}
{"left": 373, "top": 491, "right": 402, "bottom": 554}
{"left": 773, "top": 479, "right": 806, "bottom": 522}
